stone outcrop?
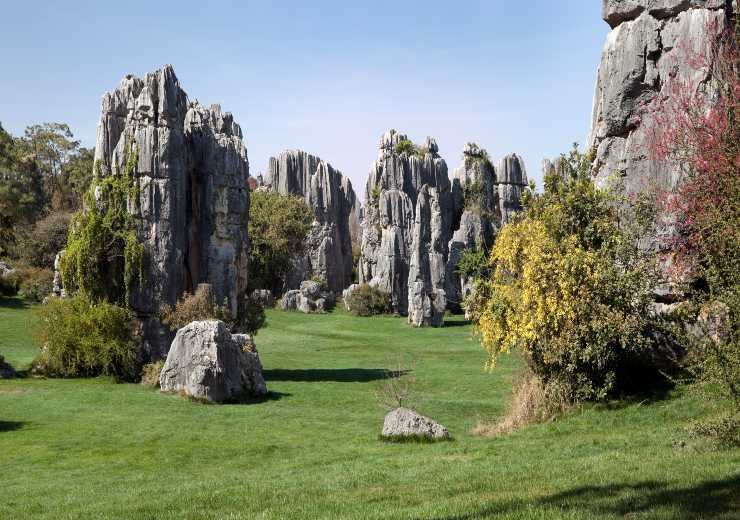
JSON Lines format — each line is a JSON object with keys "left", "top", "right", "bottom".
{"left": 445, "top": 144, "right": 499, "bottom": 311}
{"left": 159, "top": 320, "right": 267, "bottom": 402}
{"left": 91, "top": 65, "right": 250, "bottom": 359}
{"left": 359, "top": 133, "right": 528, "bottom": 324}
{"left": 496, "top": 154, "right": 529, "bottom": 224}
{"left": 265, "top": 150, "right": 358, "bottom": 293}
{"left": 381, "top": 407, "right": 451, "bottom": 440}
{"left": 407, "top": 185, "right": 449, "bottom": 327}
{"left": 281, "top": 280, "right": 335, "bottom": 313}
{"left": 359, "top": 130, "right": 452, "bottom": 315}
{"left": 589, "top": 1, "right": 731, "bottom": 195}
{"left": 342, "top": 283, "right": 361, "bottom": 310}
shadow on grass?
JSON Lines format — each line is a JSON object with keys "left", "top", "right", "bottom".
{"left": 430, "top": 474, "right": 740, "bottom": 520}
{"left": 0, "top": 421, "right": 26, "bottom": 432}
{"left": 227, "top": 391, "right": 291, "bottom": 405}
{"left": 0, "top": 296, "right": 28, "bottom": 309}
{"left": 263, "top": 368, "right": 408, "bottom": 383}
{"left": 443, "top": 319, "right": 470, "bottom": 328}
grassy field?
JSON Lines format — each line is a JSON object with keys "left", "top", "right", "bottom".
{"left": 0, "top": 296, "right": 738, "bottom": 519}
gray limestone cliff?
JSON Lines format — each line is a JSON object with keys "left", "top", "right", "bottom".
{"left": 589, "top": 0, "right": 731, "bottom": 194}
{"left": 359, "top": 130, "right": 452, "bottom": 315}
{"left": 93, "top": 65, "right": 250, "bottom": 359}
{"left": 265, "top": 150, "right": 358, "bottom": 293}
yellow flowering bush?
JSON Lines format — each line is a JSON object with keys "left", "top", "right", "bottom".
{"left": 469, "top": 146, "right": 663, "bottom": 401}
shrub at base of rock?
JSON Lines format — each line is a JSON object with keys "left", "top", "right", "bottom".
{"left": 159, "top": 320, "right": 267, "bottom": 403}
{"left": 381, "top": 407, "right": 451, "bottom": 441}
{"left": 345, "top": 284, "right": 391, "bottom": 316}
{"left": 280, "top": 280, "right": 335, "bottom": 314}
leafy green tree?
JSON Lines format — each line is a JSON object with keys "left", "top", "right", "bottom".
{"left": 53, "top": 147, "right": 94, "bottom": 211}
{"left": 0, "top": 123, "right": 46, "bottom": 256}
{"left": 248, "top": 190, "right": 313, "bottom": 293}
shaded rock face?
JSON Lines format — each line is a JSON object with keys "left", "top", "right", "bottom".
{"left": 265, "top": 150, "right": 358, "bottom": 293}
{"left": 93, "top": 65, "right": 250, "bottom": 359}
{"left": 589, "top": 1, "right": 730, "bottom": 195}
{"left": 381, "top": 407, "right": 450, "bottom": 440}
{"left": 359, "top": 130, "right": 452, "bottom": 315}
{"left": 159, "top": 320, "right": 267, "bottom": 402}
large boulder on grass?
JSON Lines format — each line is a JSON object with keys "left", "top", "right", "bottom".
{"left": 382, "top": 407, "right": 450, "bottom": 440}
{"left": 159, "top": 320, "right": 267, "bottom": 402}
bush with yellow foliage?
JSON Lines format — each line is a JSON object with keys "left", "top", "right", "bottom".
{"left": 467, "top": 145, "right": 670, "bottom": 404}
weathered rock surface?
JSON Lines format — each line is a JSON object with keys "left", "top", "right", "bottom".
{"left": 359, "top": 130, "right": 452, "bottom": 315}
{"left": 381, "top": 407, "right": 451, "bottom": 440}
{"left": 359, "top": 134, "right": 527, "bottom": 323}
{"left": 159, "top": 320, "right": 267, "bottom": 402}
{"left": 496, "top": 154, "right": 529, "bottom": 224}
{"left": 91, "top": 65, "right": 250, "bottom": 359}
{"left": 52, "top": 251, "right": 65, "bottom": 297}
{"left": 342, "top": 283, "right": 361, "bottom": 311}
{"left": 589, "top": 2, "right": 729, "bottom": 195}
{"left": 280, "top": 280, "right": 334, "bottom": 313}
{"left": 407, "top": 185, "right": 450, "bottom": 327}
{"left": 444, "top": 144, "right": 499, "bottom": 311}
{"left": 265, "top": 150, "right": 358, "bottom": 293}
{"left": 0, "top": 260, "right": 13, "bottom": 279}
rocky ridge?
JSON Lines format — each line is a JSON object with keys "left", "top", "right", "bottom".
{"left": 265, "top": 150, "right": 359, "bottom": 293}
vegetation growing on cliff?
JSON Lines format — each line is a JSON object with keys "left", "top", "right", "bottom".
{"left": 60, "top": 146, "right": 144, "bottom": 305}
{"left": 248, "top": 190, "right": 313, "bottom": 294}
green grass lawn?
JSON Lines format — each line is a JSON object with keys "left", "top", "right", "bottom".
{"left": 0, "top": 297, "right": 738, "bottom": 519}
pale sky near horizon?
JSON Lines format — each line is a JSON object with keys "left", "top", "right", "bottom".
{"left": 0, "top": 1, "right": 608, "bottom": 200}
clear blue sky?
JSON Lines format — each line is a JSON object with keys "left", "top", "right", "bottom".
{"left": 0, "top": 0, "right": 607, "bottom": 199}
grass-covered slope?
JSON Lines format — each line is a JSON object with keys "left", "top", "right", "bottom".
{"left": 0, "top": 298, "right": 738, "bottom": 519}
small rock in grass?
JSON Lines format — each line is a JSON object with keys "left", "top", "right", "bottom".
{"left": 382, "top": 407, "right": 450, "bottom": 440}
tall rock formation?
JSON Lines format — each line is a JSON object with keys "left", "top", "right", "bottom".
{"left": 589, "top": 1, "right": 731, "bottom": 194}
{"left": 265, "top": 150, "right": 358, "bottom": 293}
{"left": 359, "top": 130, "right": 452, "bottom": 315}
{"left": 93, "top": 65, "right": 250, "bottom": 359}
{"left": 407, "top": 185, "right": 450, "bottom": 327}
{"left": 359, "top": 133, "right": 529, "bottom": 324}
{"left": 445, "top": 143, "right": 499, "bottom": 312}
{"left": 497, "top": 154, "right": 529, "bottom": 224}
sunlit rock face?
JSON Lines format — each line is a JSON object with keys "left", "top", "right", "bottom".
{"left": 590, "top": 0, "right": 730, "bottom": 195}
{"left": 265, "top": 150, "right": 359, "bottom": 293}
{"left": 589, "top": 0, "right": 732, "bottom": 287}
{"left": 359, "top": 130, "right": 452, "bottom": 316}
{"left": 94, "top": 65, "right": 250, "bottom": 359}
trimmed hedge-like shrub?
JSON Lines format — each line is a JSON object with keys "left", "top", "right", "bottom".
{"left": 346, "top": 284, "right": 392, "bottom": 316}
{"left": 35, "top": 293, "right": 139, "bottom": 381}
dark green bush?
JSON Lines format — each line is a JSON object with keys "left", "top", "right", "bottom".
{"left": 346, "top": 284, "right": 392, "bottom": 316}
{"left": 35, "top": 293, "right": 139, "bottom": 381}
